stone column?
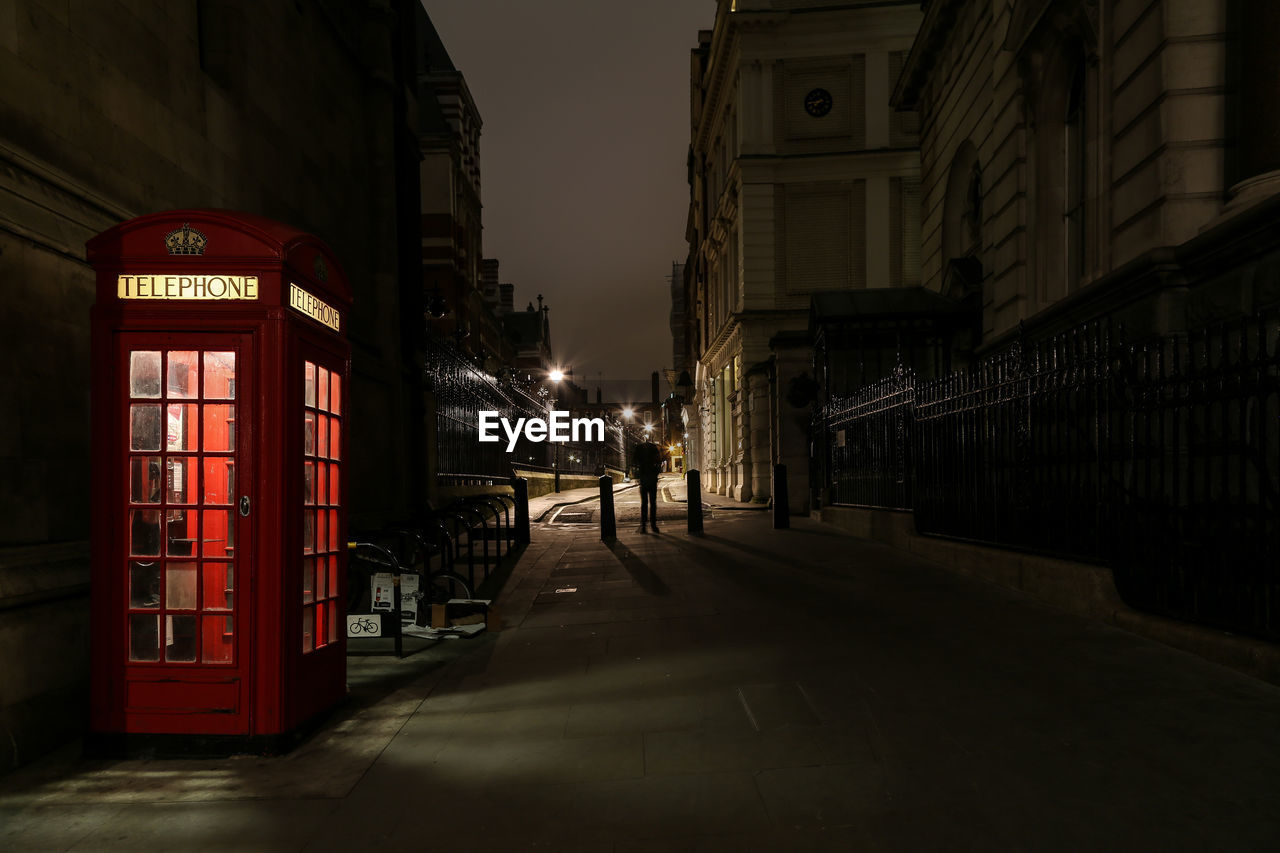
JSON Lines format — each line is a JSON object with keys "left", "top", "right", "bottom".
{"left": 772, "top": 341, "right": 815, "bottom": 515}
{"left": 714, "top": 374, "right": 729, "bottom": 494}
{"left": 731, "top": 388, "right": 752, "bottom": 502}
{"left": 747, "top": 367, "right": 772, "bottom": 502}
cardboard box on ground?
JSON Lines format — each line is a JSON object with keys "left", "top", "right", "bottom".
{"left": 431, "top": 599, "right": 501, "bottom": 632}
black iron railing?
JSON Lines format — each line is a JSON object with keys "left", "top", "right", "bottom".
{"left": 914, "top": 324, "right": 1116, "bottom": 559}
{"left": 825, "top": 366, "right": 915, "bottom": 510}
{"left": 427, "top": 336, "right": 638, "bottom": 483}
{"left": 427, "top": 336, "right": 546, "bottom": 480}
{"left": 1109, "top": 317, "right": 1280, "bottom": 638}
{"left": 818, "top": 314, "right": 1280, "bottom": 639}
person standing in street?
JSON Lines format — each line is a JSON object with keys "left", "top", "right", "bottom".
{"left": 632, "top": 437, "right": 663, "bottom": 533}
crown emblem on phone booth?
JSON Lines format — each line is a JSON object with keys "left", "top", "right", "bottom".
{"left": 164, "top": 223, "right": 208, "bottom": 255}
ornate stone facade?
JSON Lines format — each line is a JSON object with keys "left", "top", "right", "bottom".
{"left": 685, "top": 0, "right": 924, "bottom": 508}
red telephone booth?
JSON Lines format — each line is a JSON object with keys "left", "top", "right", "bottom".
{"left": 86, "top": 210, "right": 351, "bottom": 752}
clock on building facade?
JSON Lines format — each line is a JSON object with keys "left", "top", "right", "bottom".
{"left": 804, "top": 87, "right": 833, "bottom": 117}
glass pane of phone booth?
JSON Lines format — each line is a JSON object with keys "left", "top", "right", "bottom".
{"left": 126, "top": 349, "right": 238, "bottom": 664}
{"left": 302, "top": 359, "right": 342, "bottom": 654}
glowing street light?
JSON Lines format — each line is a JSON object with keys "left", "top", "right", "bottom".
{"left": 622, "top": 407, "right": 634, "bottom": 420}
{"left": 547, "top": 367, "right": 565, "bottom": 491}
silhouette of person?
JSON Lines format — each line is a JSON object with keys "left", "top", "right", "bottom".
{"left": 632, "top": 438, "right": 662, "bottom": 533}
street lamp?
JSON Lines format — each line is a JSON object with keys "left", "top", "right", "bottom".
{"left": 548, "top": 367, "right": 564, "bottom": 492}
{"left": 617, "top": 408, "right": 634, "bottom": 482}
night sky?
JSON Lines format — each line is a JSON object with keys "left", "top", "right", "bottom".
{"left": 423, "top": 0, "right": 714, "bottom": 391}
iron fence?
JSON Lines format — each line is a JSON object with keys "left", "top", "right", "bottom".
{"left": 914, "top": 323, "right": 1116, "bottom": 558}
{"left": 825, "top": 366, "right": 915, "bottom": 510}
{"left": 1109, "top": 317, "right": 1280, "bottom": 639}
{"left": 818, "top": 314, "right": 1280, "bottom": 639}
{"left": 427, "top": 336, "right": 546, "bottom": 480}
{"left": 426, "top": 336, "right": 635, "bottom": 483}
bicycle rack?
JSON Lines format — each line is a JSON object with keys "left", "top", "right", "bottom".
{"left": 346, "top": 540, "right": 412, "bottom": 658}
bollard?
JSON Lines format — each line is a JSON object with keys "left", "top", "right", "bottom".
{"left": 598, "top": 475, "right": 616, "bottom": 542}
{"left": 512, "top": 476, "right": 530, "bottom": 545}
{"left": 686, "top": 469, "right": 704, "bottom": 534}
{"left": 772, "top": 463, "right": 790, "bottom": 529}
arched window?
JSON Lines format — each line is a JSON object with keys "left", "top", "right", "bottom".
{"left": 942, "top": 141, "right": 982, "bottom": 262}
{"left": 963, "top": 162, "right": 983, "bottom": 257}
{"left": 1032, "top": 44, "right": 1089, "bottom": 308}
{"left": 940, "top": 142, "right": 984, "bottom": 301}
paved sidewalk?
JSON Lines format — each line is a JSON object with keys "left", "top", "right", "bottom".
{"left": 2, "top": 494, "right": 1279, "bottom": 851}
{"left": 659, "top": 475, "right": 769, "bottom": 510}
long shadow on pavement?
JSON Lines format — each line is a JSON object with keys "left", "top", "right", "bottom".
{"left": 605, "top": 539, "right": 671, "bottom": 596}
{"left": 693, "top": 529, "right": 846, "bottom": 568}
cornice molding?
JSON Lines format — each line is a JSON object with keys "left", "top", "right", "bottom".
{"left": 420, "top": 70, "right": 483, "bottom": 129}
{"left": 891, "top": 0, "right": 966, "bottom": 110}
{"left": 702, "top": 317, "right": 742, "bottom": 367}
{"left": 695, "top": 10, "right": 787, "bottom": 154}
{"left": 0, "top": 141, "right": 133, "bottom": 262}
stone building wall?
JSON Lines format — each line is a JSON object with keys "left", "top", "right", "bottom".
{"left": 899, "top": 0, "right": 1243, "bottom": 343}
{"left": 0, "top": 0, "right": 422, "bottom": 769}
{"left": 1109, "top": 0, "right": 1230, "bottom": 264}
{"left": 909, "top": 0, "right": 1021, "bottom": 335}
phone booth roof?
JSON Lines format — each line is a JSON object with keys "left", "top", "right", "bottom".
{"left": 86, "top": 208, "right": 351, "bottom": 315}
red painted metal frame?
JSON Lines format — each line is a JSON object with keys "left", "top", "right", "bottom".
{"left": 88, "top": 210, "right": 352, "bottom": 742}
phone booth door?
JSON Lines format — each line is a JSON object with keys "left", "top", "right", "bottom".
{"left": 118, "top": 334, "right": 252, "bottom": 733}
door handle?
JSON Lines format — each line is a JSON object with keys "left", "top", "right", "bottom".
{"left": 239, "top": 496, "right": 251, "bottom": 517}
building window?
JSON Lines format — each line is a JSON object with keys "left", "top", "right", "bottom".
{"left": 890, "top": 176, "right": 922, "bottom": 287}
{"left": 941, "top": 141, "right": 982, "bottom": 270}
{"left": 1032, "top": 46, "right": 1089, "bottom": 308}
